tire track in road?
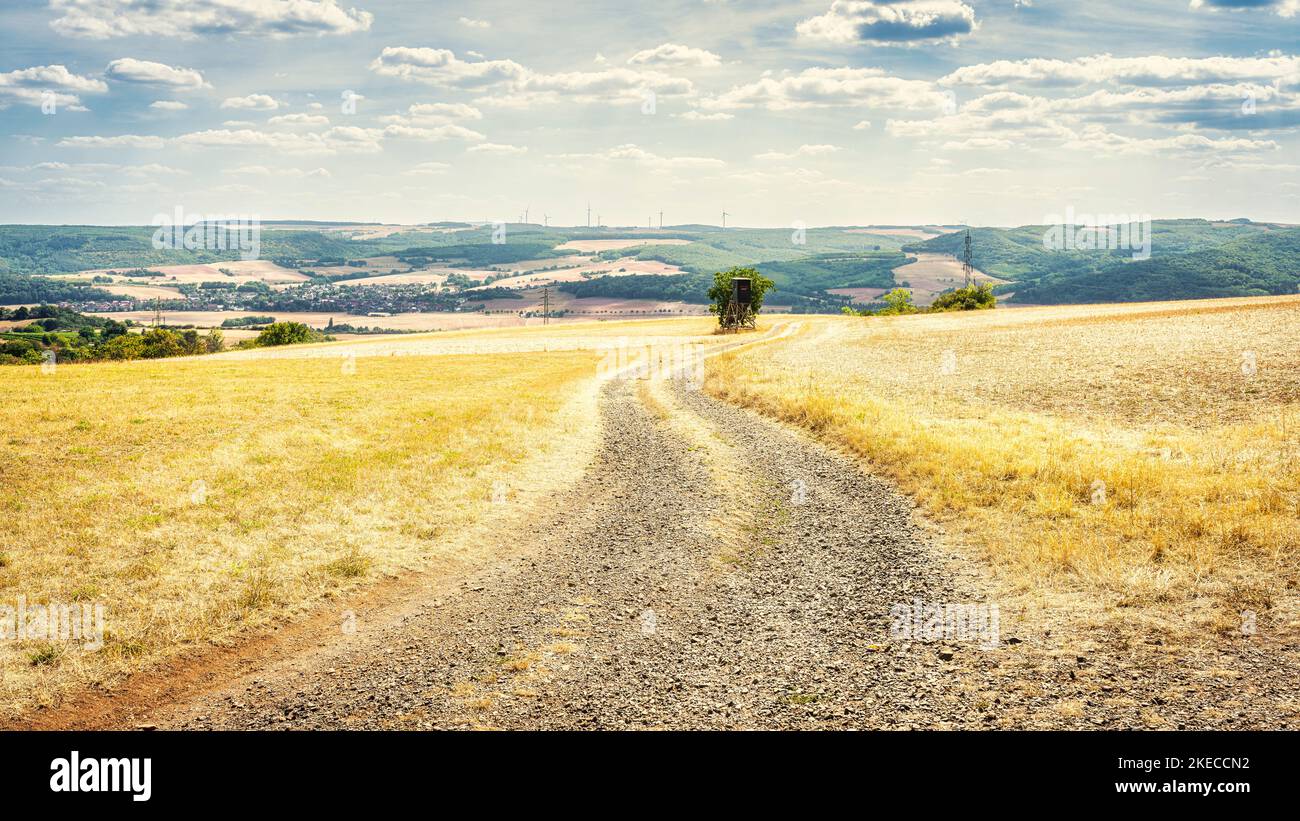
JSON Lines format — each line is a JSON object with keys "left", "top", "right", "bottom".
{"left": 153, "top": 372, "right": 999, "bottom": 730}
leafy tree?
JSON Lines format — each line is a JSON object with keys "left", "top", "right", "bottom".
{"left": 139, "top": 328, "right": 185, "bottom": 359}
{"left": 102, "top": 319, "right": 129, "bottom": 339}
{"left": 929, "top": 282, "right": 997, "bottom": 312}
{"left": 96, "top": 334, "right": 145, "bottom": 361}
{"left": 252, "top": 321, "right": 324, "bottom": 347}
{"left": 707, "top": 266, "right": 775, "bottom": 325}
{"left": 877, "top": 288, "right": 919, "bottom": 315}
{"left": 203, "top": 329, "right": 224, "bottom": 353}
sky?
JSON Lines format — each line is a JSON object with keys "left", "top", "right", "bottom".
{"left": 0, "top": 0, "right": 1298, "bottom": 227}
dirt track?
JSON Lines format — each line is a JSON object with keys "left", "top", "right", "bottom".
{"left": 87, "top": 373, "right": 1286, "bottom": 731}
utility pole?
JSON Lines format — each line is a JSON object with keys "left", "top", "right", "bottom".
{"left": 962, "top": 229, "right": 974, "bottom": 288}
{"left": 542, "top": 285, "right": 550, "bottom": 325}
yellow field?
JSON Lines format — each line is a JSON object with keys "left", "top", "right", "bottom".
{"left": 0, "top": 316, "right": 726, "bottom": 715}
{"left": 0, "top": 347, "right": 602, "bottom": 713}
{"left": 709, "top": 297, "right": 1300, "bottom": 638}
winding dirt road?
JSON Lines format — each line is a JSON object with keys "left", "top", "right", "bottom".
{"left": 131, "top": 377, "right": 983, "bottom": 729}
{"left": 18, "top": 348, "right": 1294, "bottom": 731}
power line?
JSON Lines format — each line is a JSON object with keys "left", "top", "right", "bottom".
{"left": 962, "top": 228, "right": 974, "bottom": 288}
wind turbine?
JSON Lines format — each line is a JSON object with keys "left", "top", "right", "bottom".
{"left": 721, "top": 210, "right": 730, "bottom": 230}
{"left": 543, "top": 213, "right": 549, "bottom": 227}
{"left": 586, "top": 202, "right": 591, "bottom": 228}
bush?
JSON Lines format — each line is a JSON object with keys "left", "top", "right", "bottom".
{"left": 252, "top": 321, "right": 325, "bottom": 347}
{"left": 96, "top": 334, "right": 145, "bottom": 360}
{"left": 929, "top": 282, "right": 997, "bottom": 312}
{"left": 876, "top": 288, "right": 919, "bottom": 315}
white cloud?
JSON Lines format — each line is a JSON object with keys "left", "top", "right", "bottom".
{"left": 269, "top": 112, "right": 331, "bottom": 126}
{"left": 370, "top": 48, "right": 527, "bottom": 89}
{"left": 232, "top": 165, "right": 331, "bottom": 178}
{"left": 105, "top": 58, "right": 207, "bottom": 89}
{"left": 942, "top": 54, "right": 1300, "bottom": 87}
{"left": 678, "top": 110, "right": 734, "bottom": 121}
{"left": 467, "top": 142, "right": 527, "bottom": 155}
{"left": 0, "top": 64, "right": 106, "bottom": 109}
{"left": 700, "top": 67, "right": 948, "bottom": 111}
{"left": 853, "top": 119, "right": 872, "bottom": 129}
{"left": 0, "top": 161, "right": 187, "bottom": 176}
{"left": 370, "top": 47, "right": 694, "bottom": 105}
{"left": 149, "top": 100, "right": 189, "bottom": 111}
{"left": 885, "top": 87, "right": 1290, "bottom": 153}
{"left": 550, "top": 144, "right": 724, "bottom": 170}
{"left": 405, "top": 161, "right": 451, "bottom": 175}
{"left": 755, "top": 144, "right": 842, "bottom": 160}
{"left": 1189, "top": 0, "right": 1298, "bottom": 18}
{"left": 49, "top": 0, "right": 374, "bottom": 40}
{"left": 797, "top": 1, "right": 978, "bottom": 46}
{"left": 627, "top": 43, "right": 722, "bottom": 68}
{"left": 174, "top": 126, "right": 379, "bottom": 154}
{"left": 1061, "top": 125, "right": 1278, "bottom": 156}
{"left": 458, "top": 16, "right": 491, "bottom": 28}
{"left": 57, "top": 134, "right": 168, "bottom": 149}
{"left": 381, "top": 123, "right": 485, "bottom": 142}
{"left": 221, "top": 94, "right": 281, "bottom": 111}
{"left": 395, "top": 102, "right": 484, "bottom": 124}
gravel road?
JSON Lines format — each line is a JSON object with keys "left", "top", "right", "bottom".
{"left": 146, "top": 377, "right": 1297, "bottom": 730}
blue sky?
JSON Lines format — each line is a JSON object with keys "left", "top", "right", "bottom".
{"left": 1, "top": 0, "right": 1297, "bottom": 226}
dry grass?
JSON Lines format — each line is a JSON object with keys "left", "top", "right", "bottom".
{"left": 708, "top": 297, "right": 1300, "bottom": 635}
{"left": 0, "top": 347, "right": 598, "bottom": 714}
{"left": 0, "top": 316, "right": 725, "bottom": 715}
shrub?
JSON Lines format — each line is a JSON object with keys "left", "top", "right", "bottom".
{"left": 929, "top": 282, "right": 997, "bottom": 312}
{"left": 876, "top": 288, "right": 919, "bottom": 315}
{"left": 252, "top": 321, "right": 325, "bottom": 347}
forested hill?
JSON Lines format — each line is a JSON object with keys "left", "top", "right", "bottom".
{"left": 907, "top": 220, "right": 1300, "bottom": 304}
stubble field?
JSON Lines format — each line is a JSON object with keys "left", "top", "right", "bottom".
{"left": 708, "top": 296, "right": 1300, "bottom": 642}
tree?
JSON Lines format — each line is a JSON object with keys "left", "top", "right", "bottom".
{"left": 203, "top": 329, "right": 224, "bottom": 353}
{"left": 877, "top": 288, "right": 919, "bottom": 316}
{"left": 96, "top": 334, "right": 145, "bottom": 361}
{"left": 102, "top": 319, "right": 128, "bottom": 339}
{"left": 253, "top": 321, "right": 322, "bottom": 347}
{"left": 929, "top": 282, "right": 996, "bottom": 312}
{"left": 139, "top": 328, "right": 184, "bottom": 358}
{"left": 707, "top": 266, "right": 775, "bottom": 325}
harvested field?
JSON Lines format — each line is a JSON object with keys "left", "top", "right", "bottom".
{"left": 101, "top": 284, "right": 185, "bottom": 300}
{"left": 66, "top": 261, "right": 307, "bottom": 287}
{"left": 827, "top": 286, "right": 888, "bottom": 303}
{"left": 708, "top": 296, "right": 1300, "bottom": 644}
{"left": 892, "top": 252, "right": 1006, "bottom": 305}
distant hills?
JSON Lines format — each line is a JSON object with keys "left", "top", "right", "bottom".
{"left": 908, "top": 219, "right": 1300, "bottom": 304}
{"left": 1, "top": 219, "right": 1296, "bottom": 310}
